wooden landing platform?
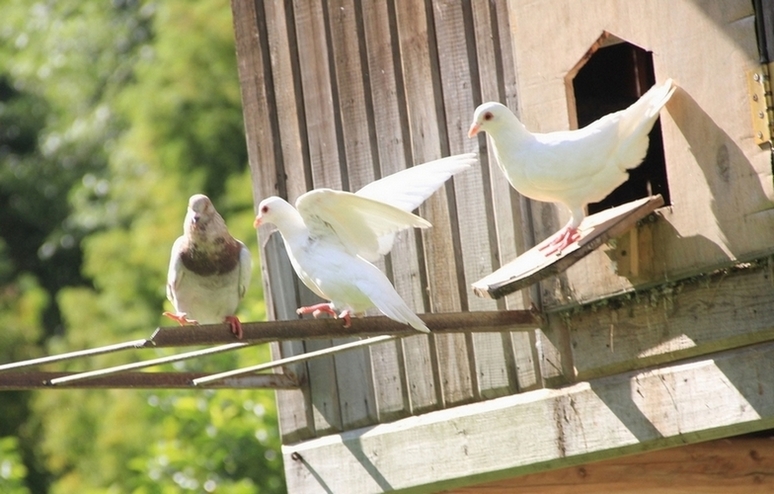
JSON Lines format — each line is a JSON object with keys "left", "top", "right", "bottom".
{"left": 472, "top": 195, "right": 665, "bottom": 299}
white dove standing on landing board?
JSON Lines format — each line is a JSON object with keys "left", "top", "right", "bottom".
{"left": 254, "top": 153, "right": 477, "bottom": 333}
{"left": 469, "top": 78, "right": 676, "bottom": 255}
{"left": 164, "top": 194, "right": 252, "bottom": 339}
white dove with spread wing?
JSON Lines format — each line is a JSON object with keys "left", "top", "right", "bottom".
{"left": 254, "top": 153, "right": 477, "bottom": 333}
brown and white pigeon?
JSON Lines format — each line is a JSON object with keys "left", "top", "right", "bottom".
{"left": 254, "top": 153, "right": 476, "bottom": 332}
{"left": 164, "top": 194, "right": 252, "bottom": 339}
{"left": 469, "top": 78, "right": 675, "bottom": 255}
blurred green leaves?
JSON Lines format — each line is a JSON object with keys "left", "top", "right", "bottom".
{"left": 0, "top": 0, "right": 282, "bottom": 492}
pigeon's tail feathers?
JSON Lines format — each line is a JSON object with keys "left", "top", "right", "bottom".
{"left": 618, "top": 79, "right": 675, "bottom": 139}
{"left": 614, "top": 79, "right": 676, "bottom": 171}
{"left": 356, "top": 153, "right": 476, "bottom": 212}
{"left": 381, "top": 301, "right": 430, "bottom": 333}
{"left": 363, "top": 278, "right": 430, "bottom": 333}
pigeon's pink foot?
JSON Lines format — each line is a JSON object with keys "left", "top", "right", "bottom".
{"left": 297, "top": 303, "right": 337, "bottom": 319}
{"left": 538, "top": 226, "right": 580, "bottom": 256}
{"left": 163, "top": 311, "right": 198, "bottom": 326}
{"left": 224, "top": 315, "right": 243, "bottom": 339}
{"left": 338, "top": 310, "right": 352, "bottom": 329}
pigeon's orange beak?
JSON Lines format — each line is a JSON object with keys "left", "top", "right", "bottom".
{"left": 467, "top": 122, "right": 481, "bottom": 138}
{"left": 253, "top": 216, "right": 262, "bottom": 228}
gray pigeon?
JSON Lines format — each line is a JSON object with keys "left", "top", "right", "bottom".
{"left": 164, "top": 194, "right": 252, "bottom": 339}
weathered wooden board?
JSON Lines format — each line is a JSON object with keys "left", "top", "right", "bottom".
{"left": 231, "top": 0, "right": 315, "bottom": 443}
{"left": 552, "top": 260, "right": 774, "bottom": 381}
{"left": 447, "top": 436, "right": 774, "bottom": 493}
{"left": 506, "top": 0, "right": 774, "bottom": 308}
{"left": 283, "top": 340, "right": 774, "bottom": 493}
{"left": 394, "top": 0, "right": 474, "bottom": 409}
{"left": 473, "top": 195, "right": 665, "bottom": 299}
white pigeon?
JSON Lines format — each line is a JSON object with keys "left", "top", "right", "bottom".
{"left": 253, "top": 153, "right": 477, "bottom": 333}
{"left": 164, "top": 194, "right": 252, "bottom": 339}
{"left": 469, "top": 79, "right": 676, "bottom": 255}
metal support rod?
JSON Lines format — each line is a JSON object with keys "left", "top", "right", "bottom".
{"left": 0, "top": 371, "right": 300, "bottom": 390}
{"left": 0, "top": 339, "right": 149, "bottom": 372}
{"left": 47, "top": 342, "right": 249, "bottom": 386}
{"left": 192, "top": 335, "right": 397, "bottom": 386}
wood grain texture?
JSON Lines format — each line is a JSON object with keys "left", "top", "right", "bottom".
{"left": 264, "top": 233, "right": 315, "bottom": 443}
{"left": 283, "top": 340, "right": 774, "bottom": 493}
{"left": 261, "top": 0, "right": 309, "bottom": 202}
{"left": 445, "top": 436, "right": 774, "bottom": 493}
{"left": 473, "top": 196, "right": 665, "bottom": 299}
{"left": 553, "top": 260, "right": 774, "bottom": 381}
{"left": 325, "top": 0, "right": 382, "bottom": 431}
{"left": 361, "top": 0, "right": 417, "bottom": 420}
{"left": 394, "top": 0, "right": 464, "bottom": 409}
{"left": 231, "top": 0, "right": 315, "bottom": 443}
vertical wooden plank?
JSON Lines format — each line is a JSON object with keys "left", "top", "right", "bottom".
{"left": 291, "top": 0, "right": 344, "bottom": 435}
{"left": 262, "top": 0, "right": 310, "bottom": 203}
{"left": 231, "top": 0, "right": 317, "bottom": 442}
{"left": 294, "top": 0, "right": 344, "bottom": 191}
{"left": 494, "top": 0, "right": 544, "bottom": 391}
{"left": 361, "top": 0, "right": 418, "bottom": 420}
{"left": 264, "top": 234, "right": 315, "bottom": 443}
{"left": 395, "top": 0, "right": 474, "bottom": 408}
{"left": 232, "top": 0, "right": 330, "bottom": 442}
{"left": 465, "top": 0, "right": 522, "bottom": 398}
{"left": 433, "top": 0, "right": 497, "bottom": 313}
{"left": 434, "top": 0, "right": 518, "bottom": 401}
{"left": 325, "top": 0, "right": 380, "bottom": 430}
{"left": 231, "top": 0, "right": 280, "bottom": 201}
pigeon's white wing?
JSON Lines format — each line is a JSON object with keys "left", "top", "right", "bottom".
{"left": 356, "top": 153, "right": 476, "bottom": 211}
{"left": 237, "top": 241, "right": 252, "bottom": 299}
{"left": 296, "top": 189, "right": 430, "bottom": 262}
{"left": 166, "top": 236, "right": 186, "bottom": 306}
{"left": 354, "top": 152, "right": 475, "bottom": 253}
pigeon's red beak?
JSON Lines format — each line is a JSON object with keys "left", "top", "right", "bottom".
{"left": 253, "top": 216, "right": 262, "bottom": 228}
{"left": 467, "top": 122, "right": 481, "bottom": 138}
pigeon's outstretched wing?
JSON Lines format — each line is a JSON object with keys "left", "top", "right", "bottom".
{"left": 296, "top": 189, "right": 430, "bottom": 263}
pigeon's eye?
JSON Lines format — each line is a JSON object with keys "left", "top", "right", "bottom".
{"left": 261, "top": 205, "right": 269, "bottom": 214}
{"left": 483, "top": 111, "right": 494, "bottom": 121}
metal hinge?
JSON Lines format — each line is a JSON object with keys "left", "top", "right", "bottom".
{"left": 748, "top": 62, "right": 774, "bottom": 145}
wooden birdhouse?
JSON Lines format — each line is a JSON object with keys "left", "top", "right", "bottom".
{"left": 233, "top": 0, "right": 774, "bottom": 492}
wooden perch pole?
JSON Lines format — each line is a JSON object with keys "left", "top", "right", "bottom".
{"left": 150, "top": 309, "right": 542, "bottom": 347}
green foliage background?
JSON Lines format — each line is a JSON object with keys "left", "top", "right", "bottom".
{"left": 0, "top": 0, "right": 284, "bottom": 492}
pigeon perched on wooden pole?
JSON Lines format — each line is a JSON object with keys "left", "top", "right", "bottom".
{"left": 254, "top": 153, "right": 477, "bottom": 333}
{"left": 469, "top": 79, "right": 675, "bottom": 255}
{"left": 164, "top": 194, "right": 252, "bottom": 339}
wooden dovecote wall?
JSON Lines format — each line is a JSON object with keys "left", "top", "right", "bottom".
{"left": 236, "top": 0, "right": 545, "bottom": 444}
{"left": 232, "top": 0, "right": 774, "bottom": 492}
